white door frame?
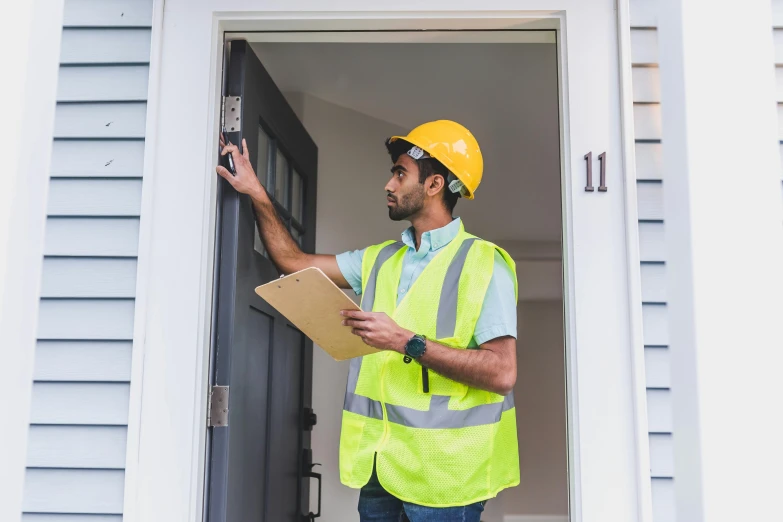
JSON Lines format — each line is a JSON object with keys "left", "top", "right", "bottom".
{"left": 125, "top": 3, "right": 650, "bottom": 522}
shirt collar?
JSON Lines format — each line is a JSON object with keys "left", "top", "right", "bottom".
{"left": 401, "top": 217, "right": 462, "bottom": 253}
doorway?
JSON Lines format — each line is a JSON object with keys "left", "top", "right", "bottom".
{"left": 208, "top": 33, "right": 568, "bottom": 522}
{"left": 254, "top": 38, "right": 567, "bottom": 522}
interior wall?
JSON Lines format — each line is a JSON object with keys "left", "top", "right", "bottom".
{"left": 254, "top": 41, "right": 562, "bottom": 243}
{"left": 482, "top": 301, "right": 568, "bottom": 522}
{"left": 291, "top": 93, "right": 568, "bottom": 521}
{"left": 297, "top": 93, "right": 408, "bottom": 521}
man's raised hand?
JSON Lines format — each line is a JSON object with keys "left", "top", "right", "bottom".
{"left": 216, "top": 136, "right": 266, "bottom": 201}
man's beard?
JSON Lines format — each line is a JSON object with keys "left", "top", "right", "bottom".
{"left": 388, "top": 187, "right": 425, "bottom": 221}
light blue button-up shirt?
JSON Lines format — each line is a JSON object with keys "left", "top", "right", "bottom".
{"left": 336, "top": 218, "right": 517, "bottom": 346}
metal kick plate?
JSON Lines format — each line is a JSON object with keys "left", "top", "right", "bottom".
{"left": 209, "top": 385, "right": 229, "bottom": 427}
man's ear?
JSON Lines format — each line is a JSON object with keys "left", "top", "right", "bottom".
{"left": 427, "top": 174, "right": 446, "bottom": 197}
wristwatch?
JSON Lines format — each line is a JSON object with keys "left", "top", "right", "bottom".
{"left": 404, "top": 334, "right": 427, "bottom": 360}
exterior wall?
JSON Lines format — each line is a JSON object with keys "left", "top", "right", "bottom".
{"left": 628, "top": 1, "right": 675, "bottom": 521}
{"left": 21, "top": 0, "right": 153, "bottom": 520}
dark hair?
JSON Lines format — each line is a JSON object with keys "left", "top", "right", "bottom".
{"left": 385, "top": 139, "right": 459, "bottom": 213}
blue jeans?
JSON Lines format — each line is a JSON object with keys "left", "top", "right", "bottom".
{"left": 358, "top": 466, "right": 486, "bottom": 522}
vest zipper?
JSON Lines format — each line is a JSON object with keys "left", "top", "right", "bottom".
{"left": 422, "top": 366, "right": 430, "bottom": 393}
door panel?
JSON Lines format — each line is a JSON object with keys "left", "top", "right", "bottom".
{"left": 207, "top": 39, "right": 318, "bottom": 522}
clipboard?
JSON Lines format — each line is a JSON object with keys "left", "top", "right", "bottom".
{"left": 255, "top": 267, "right": 378, "bottom": 361}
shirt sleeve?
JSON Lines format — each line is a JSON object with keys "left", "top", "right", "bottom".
{"left": 473, "top": 250, "right": 518, "bottom": 345}
{"left": 335, "top": 248, "right": 366, "bottom": 296}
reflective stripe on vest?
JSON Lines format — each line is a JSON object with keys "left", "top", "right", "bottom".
{"left": 343, "top": 236, "right": 512, "bottom": 429}
{"left": 343, "top": 241, "right": 404, "bottom": 421}
{"left": 386, "top": 393, "right": 514, "bottom": 429}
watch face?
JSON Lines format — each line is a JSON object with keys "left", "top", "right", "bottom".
{"left": 406, "top": 335, "right": 427, "bottom": 358}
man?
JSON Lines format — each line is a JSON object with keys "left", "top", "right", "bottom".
{"left": 216, "top": 120, "right": 519, "bottom": 522}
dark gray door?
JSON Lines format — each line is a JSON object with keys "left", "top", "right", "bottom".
{"left": 207, "top": 39, "right": 319, "bottom": 522}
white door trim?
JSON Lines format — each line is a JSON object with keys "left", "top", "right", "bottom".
{"left": 126, "top": 5, "right": 649, "bottom": 522}
{"left": 0, "top": 0, "right": 65, "bottom": 520}
{"left": 616, "top": 1, "right": 654, "bottom": 521}
{"left": 121, "top": 0, "right": 166, "bottom": 519}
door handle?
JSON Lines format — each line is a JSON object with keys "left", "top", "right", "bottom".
{"left": 305, "top": 463, "right": 322, "bottom": 521}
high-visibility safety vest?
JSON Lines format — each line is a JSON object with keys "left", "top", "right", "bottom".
{"left": 339, "top": 222, "right": 520, "bottom": 507}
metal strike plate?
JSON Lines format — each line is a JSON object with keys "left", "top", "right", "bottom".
{"left": 223, "top": 96, "right": 242, "bottom": 132}
{"left": 208, "top": 385, "right": 230, "bottom": 427}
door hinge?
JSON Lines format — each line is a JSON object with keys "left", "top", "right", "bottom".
{"left": 221, "top": 96, "right": 241, "bottom": 132}
{"left": 207, "top": 385, "right": 230, "bottom": 427}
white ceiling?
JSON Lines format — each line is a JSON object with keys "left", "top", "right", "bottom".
{"left": 251, "top": 41, "right": 562, "bottom": 242}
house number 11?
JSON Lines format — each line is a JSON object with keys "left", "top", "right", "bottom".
{"left": 584, "top": 151, "right": 608, "bottom": 192}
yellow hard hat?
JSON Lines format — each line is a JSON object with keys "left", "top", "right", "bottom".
{"left": 388, "top": 120, "right": 483, "bottom": 200}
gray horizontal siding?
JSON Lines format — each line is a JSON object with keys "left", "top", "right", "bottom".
{"left": 23, "top": 469, "right": 125, "bottom": 514}
{"left": 29, "top": 383, "right": 130, "bottom": 425}
{"left": 61, "top": 29, "right": 151, "bottom": 64}
{"left": 634, "top": 142, "right": 663, "bottom": 180}
{"left": 631, "top": 28, "right": 659, "bottom": 64}
{"left": 631, "top": 3, "right": 674, "bottom": 521}
{"left": 41, "top": 258, "right": 138, "bottom": 298}
{"left": 651, "top": 478, "right": 675, "bottom": 522}
{"left": 63, "top": 0, "right": 153, "bottom": 28}
{"left": 44, "top": 218, "right": 140, "bottom": 257}
{"left": 630, "top": 0, "right": 657, "bottom": 27}
{"left": 640, "top": 263, "right": 666, "bottom": 302}
{"left": 643, "top": 346, "right": 671, "bottom": 388}
{"left": 23, "top": 515, "right": 122, "bottom": 522}
{"left": 54, "top": 102, "right": 147, "bottom": 139}
{"left": 632, "top": 67, "right": 661, "bottom": 102}
{"left": 48, "top": 179, "right": 143, "bottom": 216}
{"left": 27, "top": 426, "right": 127, "bottom": 468}
{"left": 34, "top": 341, "right": 132, "bottom": 381}
{"left": 649, "top": 433, "right": 674, "bottom": 478}
{"left": 637, "top": 181, "right": 664, "bottom": 221}
{"left": 24, "top": 0, "right": 152, "bottom": 518}
{"left": 646, "top": 389, "right": 673, "bottom": 433}
{"left": 50, "top": 140, "right": 145, "bottom": 178}
{"left": 638, "top": 222, "right": 665, "bottom": 261}
{"left": 633, "top": 104, "right": 662, "bottom": 141}
{"left": 58, "top": 66, "right": 150, "bottom": 102}
{"left": 642, "top": 304, "right": 668, "bottom": 346}
{"left": 38, "top": 299, "right": 135, "bottom": 340}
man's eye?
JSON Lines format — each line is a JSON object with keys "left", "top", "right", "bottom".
{"left": 397, "top": 172, "right": 404, "bottom": 178}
